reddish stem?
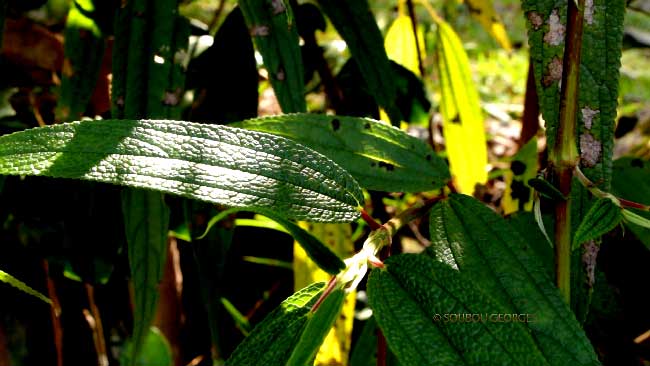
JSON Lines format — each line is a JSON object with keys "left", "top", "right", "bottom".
{"left": 360, "top": 209, "right": 383, "bottom": 230}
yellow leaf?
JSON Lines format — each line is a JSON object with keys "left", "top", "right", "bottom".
{"left": 435, "top": 19, "right": 488, "bottom": 194}
{"left": 502, "top": 137, "right": 538, "bottom": 215}
{"left": 384, "top": 15, "right": 424, "bottom": 76}
{"left": 293, "top": 223, "right": 355, "bottom": 366}
{"left": 462, "top": 0, "right": 512, "bottom": 52}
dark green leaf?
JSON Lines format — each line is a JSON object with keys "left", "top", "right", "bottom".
{"left": 233, "top": 113, "right": 449, "bottom": 192}
{"left": 120, "top": 327, "right": 173, "bottom": 366}
{"left": 0, "top": 269, "right": 51, "bottom": 305}
{"left": 612, "top": 157, "right": 650, "bottom": 247}
{"left": 0, "top": 119, "right": 363, "bottom": 222}
{"left": 428, "top": 194, "right": 600, "bottom": 365}
{"left": 226, "top": 282, "right": 325, "bottom": 366}
{"left": 573, "top": 197, "right": 621, "bottom": 250}
{"left": 239, "top": 0, "right": 305, "bottom": 113}
{"left": 317, "top": 0, "right": 402, "bottom": 125}
{"left": 368, "top": 254, "right": 548, "bottom": 366}
{"left": 528, "top": 177, "right": 567, "bottom": 201}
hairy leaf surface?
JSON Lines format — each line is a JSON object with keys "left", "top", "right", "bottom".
{"left": 428, "top": 194, "right": 600, "bottom": 365}
{"left": 522, "top": 0, "right": 625, "bottom": 189}
{"left": 368, "top": 254, "right": 548, "bottom": 366}
{"left": 0, "top": 119, "right": 363, "bottom": 222}
{"left": 233, "top": 113, "right": 449, "bottom": 192}
{"left": 572, "top": 197, "right": 621, "bottom": 250}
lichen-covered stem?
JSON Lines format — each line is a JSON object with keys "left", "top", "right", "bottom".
{"left": 552, "top": 0, "right": 585, "bottom": 303}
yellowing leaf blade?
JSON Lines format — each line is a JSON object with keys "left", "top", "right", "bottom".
{"left": 464, "top": 0, "right": 512, "bottom": 51}
{"left": 384, "top": 15, "right": 423, "bottom": 76}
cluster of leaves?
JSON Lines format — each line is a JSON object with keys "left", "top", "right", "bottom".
{"left": 1, "top": 0, "right": 649, "bottom": 365}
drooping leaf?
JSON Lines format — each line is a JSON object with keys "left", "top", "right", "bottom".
{"left": 611, "top": 157, "right": 650, "bottom": 247}
{"left": 572, "top": 197, "right": 622, "bottom": 250}
{"left": 122, "top": 189, "right": 170, "bottom": 359}
{"left": 225, "top": 282, "right": 325, "bottom": 366}
{"left": 286, "top": 288, "right": 346, "bottom": 366}
{"left": 57, "top": 0, "right": 108, "bottom": 122}
{"left": 239, "top": 0, "right": 305, "bottom": 113}
{"left": 0, "top": 269, "right": 51, "bottom": 305}
{"left": 197, "top": 207, "right": 346, "bottom": 274}
{"left": 528, "top": 176, "right": 567, "bottom": 201}
{"left": 293, "top": 223, "right": 355, "bottom": 364}
{"left": 0, "top": 119, "right": 363, "bottom": 222}
{"left": 427, "top": 194, "right": 600, "bottom": 365}
{"left": 233, "top": 113, "right": 449, "bottom": 192}
{"left": 384, "top": 14, "right": 423, "bottom": 76}
{"left": 522, "top": 0, "right": 625, "bottom": 189}
{"left": 462, "top": 0, "right": 512, "bottom": 51}
{"left": 120, "top": 327, "right": 173, "bottom": 366}
{"left": 368, "top": 254, "right": 548, "bottom": 366}
{"left": 435, "top": 17, "right": 488, "bottom": 194}
{"left": 502, "top": 137, "right": 538, "bottom": 214}
{"left": 317, "top": 0, "right": 402, "bottom": 125}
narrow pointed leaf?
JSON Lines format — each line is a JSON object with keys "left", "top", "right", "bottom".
{"left": 522, "top": 0, "right": 625, "bottom": 189}
{"left": 239, "top": 0, "right": 305, "bottom": 113}
{"left": 572, "top": 197, "right": 622, "bottom": 250}
{"left": 233, "top": 113, "right": 449, "bottom": 192}
{"left": 0, "top": 119, "right": 363, "bottom": 222}
{"left": 427, "top": 194, "right": 600, "bottom": 365}
{"left": 385, "top": 15, "right": 423, "bottom": 76}
{"left": 317, "top": 0, "right": 402, "bottom": 125}
{"left": 226, "top": 282, "right": 325, "bottom": 366}
{"left": 464, "top": 0, "right": 512, "bottom": 51}
{"left": 368, "top": 254, "right": 548, "bottom": 366}
{"left": 122, "top": 190, "right": 170, "bottom": 361}
{"left": 286, "top": 287, "right": 346, "bottom": 366}
{"left": 0, "top": 269, "right": 51, "bottom": 305}
{"left": 435, "top": 18, "right": 488, "bottom": 194}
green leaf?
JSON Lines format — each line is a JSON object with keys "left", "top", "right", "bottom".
{"left": 427, "top": 194, "right": 600, "bottom": 366}
{"left": 0, "top": 119, "right": 363, "bottom": 222}
{"left": 198, "top": 206, "right": 345, "bottom": 274}
{"left": 239, "top": 0, "right": 305, "bottom": 113}
{"left": 120, "top": 327, "right": 173, "bottom": 366}
{"left": 572, "top": 197, "right": 622, "bottom": 250}
{"left": 122, "top": 189, "right": 170, "bottom": 361}
{"left": 226, "top": 282, "right": 325, "bottom": 366}
{"left": 232, "top": 113, "right": 449, "bottom": 192}
{"left": 435, "top": 17, "right": 488, "bottom": 194}
{"left": 57, "top": 0, "right": 107, "bottom": 121}
{"left": 0, "top": 269, "right": 51, "bottom": 305}
{"left": 528, "top": 177, "right": 567, "bottom": 201}
{"left": 316, "top": 0, "right": 402, "bottom": 125}
{"left": 286, "top": 287, "right": 346, "bottom": 366}
{"left": 622, "top": 209, "right": 650, "bottom": 229}
{"left": 522, "top": 0, "right": 625, "bottom": 189}
{"left": 368, "top": 254, "right": 548, "bottom": 366}
{"left": 611, "top": 157, "right": 650, "bottom": 247}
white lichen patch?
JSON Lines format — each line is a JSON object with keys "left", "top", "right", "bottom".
{"left": 582, "top": 240, "right": 599, "bottom": 288}
{"left": 270, "top": 0, "right": 286, "bottom": 15}
{"left": 250, "top": 25, "right": 270, "bottom": 36}
{"left": 580, "top": 133, "right": 602, "bottom": 167}
{"left": 585, "top": 0, "right": 594, "bottom": 25}
{"left": 543, "top": 57, "right": 563, "bottom": 86}
{"left": 528, "top": 11, "right": 543, "bottom": 30}
{"left": 543, "top": 9, "right": 565, "bottom": 46}
{"left": 581, "top": 107, "right": 599, "bottom": 129}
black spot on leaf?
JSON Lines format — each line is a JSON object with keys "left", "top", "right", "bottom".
{"left": 631, "top": 159, "right": 644, "bottom": 168}
{"left": 378, "top": 162, "right": 395, "bottom": 171}
{"left": 425, "top": 154, "right": 432, "bottom": 161}
{"left": 331, "top": 118, "right": 341, "bottom": 131}
{"left": 364, "top": 122, "right": 371, "bottom": 130}
{"left": 511, "top": 160, "right": 526, "bottom": 176}
{"left": 451, "top": 114, "right": 461, "bottom": 124}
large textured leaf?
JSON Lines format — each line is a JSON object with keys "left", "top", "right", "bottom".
{"left": 122, "top": 189, "right": 170, "bottom": 359}
{"left": 463, "top": 0, "right": 512, "bottom": 51}
{"left": 435, "top": 18, "right": 488, "bottom": 194}
{"left": 368, "top": 254, "right": 548, "bottom": 366}
{"left": 0, "top": 269, "right": 51, "bottom": 305}
{"left": 427, "top": 194, "right": 600, "bottom": 365}
{"left": 57, "top": 0, "right": 107, "bottom": 121}
{"left": 0, "top": 119, "right": 363, "bottom": 222}
{"left": 572, "top": 197, "right": 621, "bottom": 250}
{"left": 233, "top": 113, "right": 449, "bottom": 192}
{"left": 612, "top": 157, "right": 650, "bottom": 247}
{"left": 522, "top": 0, "right": 625, "bottom": 189}
{"left": 239, "top": 0, "right": 305, "bottom": 113}
{"left": 226, "top": 282, "right": 324, "bottom": 366}
{"left": 317, "top": 0, "right": 402, "bottom": 125}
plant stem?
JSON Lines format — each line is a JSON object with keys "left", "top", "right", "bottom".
{"left": 551, "top": 0, "right": 585, "bottom": 303}
{"left": 42, "top": 260, "right": 63, "bottom": 366}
